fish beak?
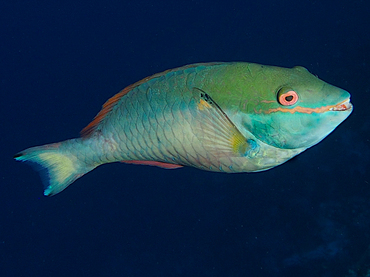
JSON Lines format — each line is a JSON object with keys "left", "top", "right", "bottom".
{"left": 329, "top": 98, "right": 353, "bottom": 111}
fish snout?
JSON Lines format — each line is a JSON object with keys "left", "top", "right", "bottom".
{"left": 329, "top": 98, "right": 353, "bottom": 112}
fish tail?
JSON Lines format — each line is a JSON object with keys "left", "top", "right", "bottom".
{"left": 14, "top": 140, "right": 97, "bottom": 196}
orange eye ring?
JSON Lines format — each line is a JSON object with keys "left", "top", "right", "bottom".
{"left": 277, "top": 88, "right": 298, "bottom": 106}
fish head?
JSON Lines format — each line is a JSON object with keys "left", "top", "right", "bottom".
{"left": 241, "top": 65, "right": 352, "bottom": 150}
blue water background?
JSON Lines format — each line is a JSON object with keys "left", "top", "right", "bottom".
{"left": 1, "top": 1, "right": 370, "bottom": 276}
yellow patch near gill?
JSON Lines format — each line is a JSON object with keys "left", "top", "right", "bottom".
{"left": 38, "top": 152, "right": 75, "bottom": 184}
{"left": 229, "top": 132, "right": 247, "bottom": 155}
{"left": 197, "top": 99, "right": 212, "bottom": 110}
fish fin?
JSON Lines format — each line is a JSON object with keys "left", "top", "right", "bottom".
{"left": 14, "top": 143, "right": 95, "bottom": 196}
{"left": 191, "top": 87, "right": 260, "bottom": 158}
{"left": 121, "top": 160, "right": 183, "bottom": 169}
{"left": 81, "top": 85, "right": 134, "bottom": 137}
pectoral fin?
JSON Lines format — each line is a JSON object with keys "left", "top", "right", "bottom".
{"left": 191, "top": 88, "right": 259, "bottom": 158}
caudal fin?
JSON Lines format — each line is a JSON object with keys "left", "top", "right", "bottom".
{"left": 14, "top": 142, "right": 95, "bottom": 196}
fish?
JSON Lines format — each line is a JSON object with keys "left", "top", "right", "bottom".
{"left": 14, "top": 62, "right": 353, "bottom": 196}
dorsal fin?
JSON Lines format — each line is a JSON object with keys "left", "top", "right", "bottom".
{"left": 80, "top": 85, "right": 133, "bottom": 137}
{"left": 81, "top": 63, "right": 224, "bottom": 137}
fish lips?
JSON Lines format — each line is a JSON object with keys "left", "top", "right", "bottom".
{"left": 329, "top": 98, "right": 353, "bottom": 112}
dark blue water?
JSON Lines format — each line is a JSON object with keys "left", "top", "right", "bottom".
{"left": 1, "top": 1, "right": 369, "bottom": 276}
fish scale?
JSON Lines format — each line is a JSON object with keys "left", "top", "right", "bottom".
{"left": 14, "top": 62, "right": 352, "bottom": 196}
{"left": 140, "top": 75, "right": 197, "bottom": 163}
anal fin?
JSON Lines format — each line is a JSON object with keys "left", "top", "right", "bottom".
{"left": 121, "top": 160, "right": 183, "bottom": 169}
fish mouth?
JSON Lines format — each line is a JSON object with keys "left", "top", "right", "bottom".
{"left": 329, "top": 98, "right": 353, "bottom": 111}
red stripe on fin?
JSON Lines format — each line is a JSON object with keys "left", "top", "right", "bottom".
{"left": 81, "top": 85, "right": 133, "bottom": 137}
{"left": 121, "top": 160, "right": 183, "bottom": 169}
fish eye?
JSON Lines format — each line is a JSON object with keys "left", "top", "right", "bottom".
{"left": 277, "top": 87, "right": 299, "bottom": 106}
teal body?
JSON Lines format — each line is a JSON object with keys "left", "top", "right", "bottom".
{"left": 14, "top": 62, "right": 353, "bottom": 196}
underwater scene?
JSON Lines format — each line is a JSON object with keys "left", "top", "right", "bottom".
{"left": 1, "top": 1, "right": 370, "bottom": 276}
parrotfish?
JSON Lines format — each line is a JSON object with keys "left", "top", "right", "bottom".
{"left": 14, "top": 62, "right": 353, "bottom": 196}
